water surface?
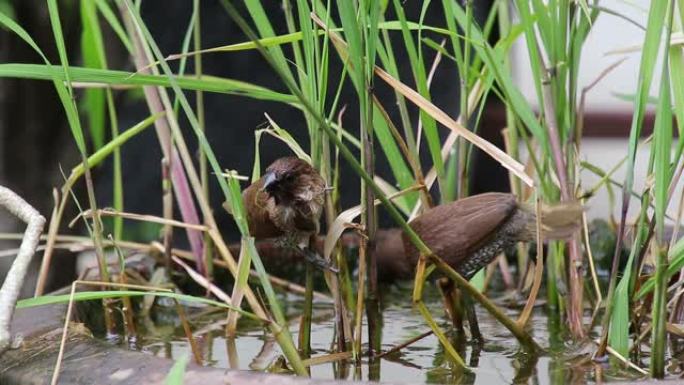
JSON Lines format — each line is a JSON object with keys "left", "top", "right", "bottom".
{"left": 134, "top": 283, "right": 647, "bottom": 384}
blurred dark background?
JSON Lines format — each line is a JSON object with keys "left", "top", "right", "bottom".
{"left": 0, "top": 1, "right": 506, "bottom": 295}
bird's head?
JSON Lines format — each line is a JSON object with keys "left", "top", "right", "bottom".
{"left": 260, "top": 157, "right": 315, "bottom": 204}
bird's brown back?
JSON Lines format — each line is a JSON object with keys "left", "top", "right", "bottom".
{"left": 402, "top": 192, "right": 518, "bottom": 268}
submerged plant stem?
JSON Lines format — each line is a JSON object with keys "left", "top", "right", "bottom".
{"left": 162, "top": 158, "right": 174, "bottom": 280}
{"left": 354, "top": 235, "right": 367, "bottom": 361}
{"left": 299, "top": 259, "right": 314, "bottom": 358}
{"left": 174, "top": 299, "right": 203, "bottom": 365}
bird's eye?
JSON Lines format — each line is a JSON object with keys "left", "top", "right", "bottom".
{"left": 282, "top": 173, "right": 296, "bottom": 182}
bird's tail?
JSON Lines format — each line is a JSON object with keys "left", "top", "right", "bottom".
{"left": 521, "top": 201, "right": 584, "bottom": 240}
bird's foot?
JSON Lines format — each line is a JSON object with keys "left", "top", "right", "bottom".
{"left": 300, "top": 247, "right": 339, "bottom": 274}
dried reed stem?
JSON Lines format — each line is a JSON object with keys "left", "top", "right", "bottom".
{"left": 0, "top": 186, "right": 45, "bottom": 354}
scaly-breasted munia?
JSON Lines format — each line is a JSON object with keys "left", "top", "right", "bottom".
{"left": 243, "top": 157, "right": 336, "bottom": 272}
{"left": 402, "top": 192, "right": 582, "bottom": 279}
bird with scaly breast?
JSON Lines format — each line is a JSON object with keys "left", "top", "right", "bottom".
{"left": 402, "top": 192, "right": 582, "bottom": 279}
{"left": 242, "top": 157, "right": 337, "bottom": 272}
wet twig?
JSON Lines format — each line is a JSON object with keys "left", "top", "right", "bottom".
{"left": 374, "top": 330, "right": 433, "bottom": 359}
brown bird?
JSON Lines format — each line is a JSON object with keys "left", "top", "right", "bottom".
{"left": 402, "top": 192, "right": 582, "bottom": 279}
{"left": 242, "top": 156, "right": 336, "bottom": 272}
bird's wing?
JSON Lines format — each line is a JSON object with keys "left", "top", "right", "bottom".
{"left": 403, "top": 193, "right": 517, "bottom": 267}
{"left": 242, "top": 177, "right": 283, "bottom": 239}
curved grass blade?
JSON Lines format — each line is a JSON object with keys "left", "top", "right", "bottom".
{"left": 0, "top": 63, "right": 296, "bottom": 104}
{"left": 17, "top": 290, "right": 261, "bottom": 321}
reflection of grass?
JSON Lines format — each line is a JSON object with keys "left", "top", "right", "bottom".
{"left": 2, "top": 0, "right": 683, "bottom": 379}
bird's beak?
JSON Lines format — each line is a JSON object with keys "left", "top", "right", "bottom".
{"left": 261, "top": 171, "right": 278, "bottom": 191}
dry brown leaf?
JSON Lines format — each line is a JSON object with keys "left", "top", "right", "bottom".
{"left": 73, "top": 208, "right": 209, "bottom": 231}
{"left": 375, "top": 67, "right": 532, "bottom": 187}
{"left": 173, "top": 256, "right": 232, "bottom": 303}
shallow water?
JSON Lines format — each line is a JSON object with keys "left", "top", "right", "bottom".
{"left": 130, "top": 283, "right": 651, "bottom": 384}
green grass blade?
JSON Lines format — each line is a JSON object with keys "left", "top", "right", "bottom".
{"left": 365, "top": 0, "right": 382, "bottom": 80}
{"left": 69, "top": 113, "right": 163, "bottom": 180}
{"left": 392, "top": 0, "right": 445, "bottom": 191}
{"left": 94, "top": 0, "right": 133, "bottom": 53}
{"left": 17, "top": 290, "right": 260, "bottom": 320}
{"left": 337, "top": 0, "right": 365, "bottom": 96}
{"left": 620, "top": 0, "right": 670, "bottom": 217}
{"left": 375, "top": 28, "right": 421, "bottom": 190}
{"left": 0, "top": 63, "right": 296, "bottom": 103}
{"left": 81, "top": 0, "right": 124, "bottom": 239}
{"left": 512, "top": 0, "right": 546, "bottom": 120}
{"left": 1, "top": 12, "right": 115, "bottom": 265}
{"left": 372, "top": 104, "right": 416, "bottom": 208}
{"left": 0, "top": 6, "right": 84, "bottom": 153}
{"left": 449, "top": 2, "right": 548, "bottom": 147}
{"left": 669, "top": 43, "right": 684, "bottom": 162}
{"left": 0, "top": 9, "right": 49, "bottom": 63}
{"left": 651, "top": 7, "right": 674, "bottom": 374}
{"left": 165, "top": 355, "right": 189, "bottom": 385}
{"left": 603, "top": 0, "right": 670, "bottom": 366}
{"left": 609, "top": 195, "right": 650, "bottom": 356}
{"left": 638, "top": 235, "right": 684, "bottom": 299}
{"left": 81, "top": 0, "right": 107, "bottom": 150}
{"left": 171, "top": 2, "right": 200, "bottom": 115}
{"left": 243, "top": 0, "right": 296, "bottom": 85}
{"left": 261, "top": 116, "right": 312, "bottom": 163}
{"left": 152, "top": 21, "right": 454, "bottom": 65}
